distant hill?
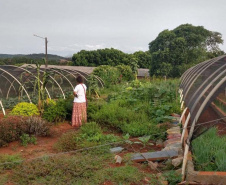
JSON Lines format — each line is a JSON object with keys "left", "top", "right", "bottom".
{"left": 0, "top": 53, "right": 68, "bottom": 60}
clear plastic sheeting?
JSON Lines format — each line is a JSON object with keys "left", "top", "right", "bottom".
{"left": 0, "top": 65, "right": 104, "bottom": 112}
{"left": 180, "top": 55, "right": 226, "bottom": 139}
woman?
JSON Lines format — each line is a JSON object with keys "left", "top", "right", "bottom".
{"left": 72, "top": 75, "right": 87, "bottom": 127}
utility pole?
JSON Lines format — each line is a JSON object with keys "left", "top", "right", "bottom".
{"left": 45, "top": 37, "right": 48, "bottom": 68}
{"left": 34, "top": 34, "right": 48, "bottom": 68}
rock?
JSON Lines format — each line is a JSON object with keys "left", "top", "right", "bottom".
{"left": 165, "top": 142, "right": 182, "bottom": 149}
{"left": 176, "top": 168, "right": 182, "bottom": 175}
{"left": 163, "top": 159, "right": 174, "bottom": 169}
{"left": 172, "top": 157, "right": 183, "bottom": 167}
{"left": 115, "top": 155, "right": 122, "bottom": 164}
{"left": 168, "top": 127, "right": 180, "bottom": 131}
{"left": 164, "top": 138, "right": 181, "bottom": 147}
{"left": 156, "top": 139, "right": 164, "bottom": 147}
{"left": 148, "top": 161, "right": 158, "bottom": 170}
{"left": 132, "top": 149, "right": 178, "bottom": 162}
{"left": 167, "top": 134, "right": 181, "bottom": 139}
{"left": 110, "top": 147, "right": 124, "bottom": 153}
{"left": 162, "top": 146, "right": 182, "bottom": 152}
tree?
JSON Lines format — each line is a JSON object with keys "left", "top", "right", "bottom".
{"left": 149, "top": 24, "right": 224, "bottom": 77}
{"left": 132, "top": 51, "right": 151, "bottom": 68}
{"left": 72, "top": 48, "right": 131, "bottom": 67}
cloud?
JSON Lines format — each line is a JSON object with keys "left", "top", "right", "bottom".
{"left": 84, "top": 44, "right": 105, "bottom": 50}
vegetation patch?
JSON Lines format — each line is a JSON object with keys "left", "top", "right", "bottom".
{"left": 42, "top": 99, "right": 68, "bottom": 123}
{"left": 0, "top": 116, "right": 51, "bottom": 147}
{"left": 192, "top": 127, "right": 226, "bottom": 171}
{"left": 54, "top": 122, "right": 121, "bottom": 152}
{"left": 0, "top": 154, "right": 22, "bottom": 171}
{"left": 10, "top": 102, "right": 39, "bottom": 116}
{"left": 90, "top": 79, "right": 180, "bottom": 139}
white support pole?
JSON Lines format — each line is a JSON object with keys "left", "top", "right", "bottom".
{"left": 179, "top": 107, "right": 188, "bottom": 124}
{"left": 181, "top": 113, "right": 190, "bottom": 143}
{"left": 182, "top": 143, "right": 190, "bottom": 180}
{"left": 180, "top": 94, "right": 183, "bottom": 103}
{"left": 0, "top": 100, "right": 6, "bottom": 116}
{"left": 181, "top": 101, "right": 184, "bottom": 110}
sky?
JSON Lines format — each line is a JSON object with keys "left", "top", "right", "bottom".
{"left": 0, "top": 0, "right": 226, "bottom": 57}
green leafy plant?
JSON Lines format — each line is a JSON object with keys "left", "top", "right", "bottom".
{"left": 92, "top": 65, "right": 134, "bottom": 87}
{"left": 42, "top": 99, "right": 67, "bottom": 123}
{"left": 116, "top": 64, "right": 134, "bottom": 82}
{"left": 138, "top": 135, "right": 151, "bottom": 147}
{"left": 87, "top": 74, "right": 100, "bottom": 98}
{"left": 32, "top": 61, "right": 53, "bottom": 115}
{"left": 54, "top": 122, "right": 120, "bottom": 152}
{"left": 20, "top": 134, "right": 37, "bottom": 147}
{"left": 163, "top": 171, "right": 182, "bottom": 185}
{"left": 10, "top": 102, "right": 39, "bottom": 116}
{"left": 80, "top": 122, "right": 102, "bottom": 138}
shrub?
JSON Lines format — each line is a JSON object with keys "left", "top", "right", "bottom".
{"left": 80, "top": 122, "right": 102, "bottom": 138}
{"left": 42, "top": 99, "right": 67, "bottom": 123}
{"left": 87, "top": 100, "right": 105, "bottom": 121}
{"left": 116, "top": 65, "right": 134, "bottom": 81}
{"left": 64, "top": 96, "right": 74, "bottom": 120}
{"left": 91, "top": 100, "right": 140, "bottom": 128}
{"left": 163, "top": 171, "right": 182, "bottom": 185}
{"left": 20, "top": 134, "right": 37, "bottom": 147}
{"left": 54, "top": 122, "right": 120, "bottom": 152}
{"left": 54, "top": 131, "right": 79, "bottom": 152}
{"left": 87, "top": 74, "right": 100, "bottom": 97}
{"left": 121, "top": 121, "right": 166, "bottom": 139}
{"left": 93, "top": 65, "right": 120, "bottom": 87}
{"left": 0, "top": 116, "right": 28, "bottom": 146}
{"left": 24, "top": 116, "right": 51, "bottom": 136}
{"left": 10, "top": 102, "right": 39, "bottom": 116}
{"left": 0, "top": 116, "right": 51, "bottom": 147}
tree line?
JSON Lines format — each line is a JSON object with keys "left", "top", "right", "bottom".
{"left": 0, "top": 54, "right": 72, "bottom": 66}
{"left": 72, "top": 48, "right": 151, "bottom": 69}
{"left": 72, "top": 24, "right": 224, "bottom": 77}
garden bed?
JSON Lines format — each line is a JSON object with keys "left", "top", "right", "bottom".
{"left": 0, "top": 122, "right": 74, "bottom": 158}
{"left": 181, "top": 109, "right": 226, "bottom": 185}
{"left": 0, "top": 79, "right": 182, "bottom": 184}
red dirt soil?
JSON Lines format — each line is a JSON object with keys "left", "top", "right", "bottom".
{"left": 0, "top": 122, "right": 75, "bottom": 159}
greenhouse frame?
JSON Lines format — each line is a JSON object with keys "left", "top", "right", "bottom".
{"left": 0, "top": 65, "right": 104, "bottom": 115}
{"left": 179, "top": 55, "right": 226, "bottom": 178}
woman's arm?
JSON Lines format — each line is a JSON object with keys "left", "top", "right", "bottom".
{"left": 73, "top": 91, "right": 77, "bottom": 97}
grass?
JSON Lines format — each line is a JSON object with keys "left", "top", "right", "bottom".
{"left": 3, "top": 150, "right": 156, "bottom": 185}
{"left": 54, "top": 122, "right": 121, "bottom": 152}
{"left": 192, "top": 127, "right": 226, "bottom": 171}
{"left": 0, "top": 154, "right": 22, "bottom": 171}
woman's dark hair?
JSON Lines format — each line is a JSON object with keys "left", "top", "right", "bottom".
{"left": 76, "top": 75, "right": 84, "bottom": 83}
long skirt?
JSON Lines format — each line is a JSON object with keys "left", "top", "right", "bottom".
{"left": 71, "top": 102, "right": 87, "bottom": 127}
